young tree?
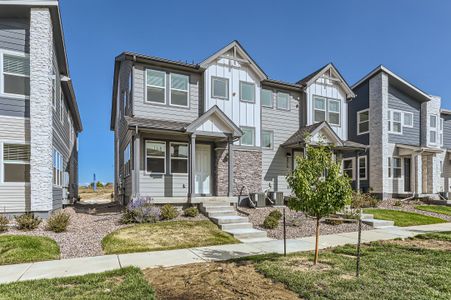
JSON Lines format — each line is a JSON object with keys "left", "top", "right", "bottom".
{"left": 287, "top": 143, "right": 352, "bottom": 265}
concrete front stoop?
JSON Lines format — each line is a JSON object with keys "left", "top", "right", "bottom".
{"left": 200, "top": 202, "right": 273, "bottom": 243}
{"left": 361, "top": 213, "right": 395, "bottom": 228}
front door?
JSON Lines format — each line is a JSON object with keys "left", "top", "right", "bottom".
{"left": 404, "top": 158, "right": 411, "bottom": 192}
{"left": 195, "top": 144, "right": 211, "bottom": 195}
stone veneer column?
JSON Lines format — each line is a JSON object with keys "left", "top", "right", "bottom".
{"left": 30, "top": 8, "right": 53, "bottom": 212}
{"left": 369, "top": 72, "right": 389, "bottom": 198}
{"left": 233, "top": 149, "right": 262, "bottom": 195}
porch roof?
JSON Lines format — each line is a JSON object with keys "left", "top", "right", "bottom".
{"left": 125, "top": 116, "right": 189, "bottom": 132}
{"left": 396, "top": 143, "right": 444, "bottom": 155}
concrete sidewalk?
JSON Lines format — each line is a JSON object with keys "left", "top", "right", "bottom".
{"left": 1, "top": 223, "right": 450, "bottom": 284}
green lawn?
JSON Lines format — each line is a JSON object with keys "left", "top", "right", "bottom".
{"left": 363, "top": 208, "right": 447, "bottom": 227}
{"left": 0, "top": 267, "right": 155, "bottom": 300}
{"left": 102, "top": 220, "right": 239, "bottom": 254}
{"left": 0, "top": 235, "right": 60, "bottom": 265}
{"left": 415, "top": 205, "right": 451, "bottom": 216}
{"left": 255, "top": 232, "right": 451, "bottom": 300}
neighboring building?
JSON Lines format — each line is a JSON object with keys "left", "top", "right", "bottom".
{"left": 0, "top": 0, "right": 82, "bottom": 217}
{"left": 349, "top": 65, "right": 447, "bottom": 199}
{"left": 110, "top": 41, "right": 366, "bottom": 205}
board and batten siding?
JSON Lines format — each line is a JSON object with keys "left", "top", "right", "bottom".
{"left": 0, "top": 116, "right": 30, "bottom": 212}
{"left": 305, "top": 78, "right": 348, "bottom": 140}
{"left": 132, "top": 64, "right": 200, "bottom": 123}
{"left": 261, "top": 89, "right": 300, "bottom": 194}
{"left": 204, "top": 58, "right": 261, "bottom": 146}
{"left": 387, "top": 85, "right": 421, "bottom": 146}
{"left": 0, "top": 18, "right": 30, "bottom": 118}
{"left": 348, "top": 81, "right": 369, "bottom": 145}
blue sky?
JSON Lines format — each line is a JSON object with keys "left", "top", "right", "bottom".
{"left": 60, "top": 0, "right": 451, "bottom": 184}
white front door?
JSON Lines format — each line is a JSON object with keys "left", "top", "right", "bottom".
{"left": 195, "top": 144, "right": 211, "bottom": 195}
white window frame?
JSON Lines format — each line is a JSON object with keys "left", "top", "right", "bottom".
{"left": 124, "top": 143, "right": 131, "bottom": 177}
{"left": 388, "top": 157, "right": 392, "bottom": 178}
{"left": 440, "top": 118, "right": 444, "bottom": 146}
{"left": 388, "top": 109, "right": 403, "bottom": 134}
{"left": 53, "top": 148, "right": 64, "bottom": 187}
{"left": 342, "top": 157, "right": 355, "bottom": 180}
{"left": 211, "top": 76, "right": 229, "bottom": 100}
{"left": 313, "top": 96, "right": 326, "bottom": 123}
{"left": 169, "top": 142, "right": 188, "bottom": 175}
{"left": 145, "top": 140, "right": 166, "bottom": 175}
{"left": 313, "top": 96, "right": 341, "bottom": 126}
{"left": 145, "top": 69, "right": 166, "bottom": 105}
{"left": 169, "top": 73, "right": 189, "bottom": 108}
{"left": 327, "top": 99, "right": 341, "bottom": 126}
{"left": 403, "top": 112, "right": 414, "bottom": 128}
{"left": 52, "top": 68, "right": 57, "bottom": 110}
{"left": 357, "top": 109, "right": 370, "bottom": 135}
{"left": 261, "top": 89, "right": 273, "bottom": 108}
{"left": 261, "top": 130, "right": 273, "bottom": 149}
{"left": 358, "top": 155, "right": 367, "bottom": 180}
{"left": 239, "top": 81, "right": 255, "bottom": 103}
{"left": 429, "top": 114, "right": 438, "bottom": 145}
{"left": 0, "top": 142, "right": 30, "bottom": 184}
{"left": 0, "top": 50, "right": 30, "bottom": 99}
{"left": 240, "top": 126, "right": 255, "bottom": 146}
{"left": 68, "top": 115, "right": 73, "bottom": 144}
{"left": 392, "top": 156, "right": 402, "bottom": 179}
{"left": 276, "top": 91, "right": 290, "bottom": 110}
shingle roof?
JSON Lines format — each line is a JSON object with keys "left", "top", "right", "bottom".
{"left": 296, "top": 63, "right": 330, "bottom": 86}
{"left": 125, "top": 116, "right": 189, "bottom": 132}
{"left": 281, "top": 122, "right": 325, "bottom": 146}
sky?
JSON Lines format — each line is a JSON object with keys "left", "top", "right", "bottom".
{"left": 59, "top": 0, "right": 451, "bottom": 185}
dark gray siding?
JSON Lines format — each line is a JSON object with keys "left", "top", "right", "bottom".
{"left": 341, "top": 150, "right": 370, "bottom": 191}
{"left": 442, "top": 114, "right": 451, "bottom": 149}
{"left": 349, "top": 81, "right": 369, "bottom": 145}
{"left": 387, "top": 85, "right": 421, "bottom": 146}
{"left": 0, "top": 18, "right": 30, "bottom": 118}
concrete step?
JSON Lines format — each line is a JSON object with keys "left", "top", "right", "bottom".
{"left": 220, "top": 222, "right": 253, "bottom": 230}
{"left": 200, "top": 205, "right": 232, "bottom": 213}
{"left": 361, "top": 213, "right": 374, "bottom": 219}
{"left": 224, "top": 228, "right": 268, "bottom": 239}
{"left": 205, "top": 210, "right": 237, "bottom": 218}
{"left": 211, "top": 215, "right": 249, "bottom": 225}
{"left": 239, "top": 237, "right": 275, "bottom": 243}
{"left": 362, "top": 218, "right": 395, "bottom": 228}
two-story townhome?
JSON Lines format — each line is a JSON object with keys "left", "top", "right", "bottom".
{"left": 349, "top": 65, "right": 446, "bottom": 199}
{"left": 110, "top": 41, "right": 366, "bottom": 205}
{"left": 0, "top": 0, "right": 82, "bottom": 217}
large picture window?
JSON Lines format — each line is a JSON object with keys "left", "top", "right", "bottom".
{"left": 240, "top": 127, "right": 255, "bottom": 146}
{"left": 239, "top": 81, "right": 255, "bottom": 103}
{"left": 357, "top": 109, "right": 369, "bottom": 135}
{"left": 146, "top": 141, "right": 166, "bottom": 174}
{"left": 53, "top": 148, "right": 63, "bottom": 186}
{"left": 2, "top": 53, "right": 30, "bottom": 97}
{"left": 3, "top": 144, "right": 30, "bottom": 183}
{"left": 170, "top": 73, "right": 189, "bottom": 107}
{"left": 170, "top": 142, "right": 188, "bottom": 174}
{"left": 146, "top": 69, "right": 166, "bottom": 104}
{"left": 211, "top": 77, "right": 229, "bottom": 99}
{"left": 313, "top": 96, "right": 341, "bottom": 126}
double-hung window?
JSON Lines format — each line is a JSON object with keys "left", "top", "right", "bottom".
{"left": 429, "top": 115, "right": 438, "bottom": 144}
{"left": 313, "top": 96, "right": 340, "bottom": 125}
{"left": 53, "top": 148, "right": 63, "bottom": 186}
{"left": 313, "top": 97, "right": 326, "bottom": 122}
{"left": 124, "top": 143, "right": 131, "bottom": 177}
{"left": 357, "top": 109, "right": 369, "bottom": 135}
{"left": 328, "top": 99, "right": 340, "bottom": 125}
{"left": 239, "top": 81, "right": 255, "bottom": 103}
{"left": 3, "top": 144, "right": 30, "bottom": 183}
{"left": 440, "top": 118, "right": 444, "bottom": 146}
{"left": 170, "top": 73, "right": 189, "bottom": 107}
{"left": 170, "top": 142, "right": 188, "bottom": 174}
{"left": 2, "top": 53, "right": 30, "bottom": 97}
{"left": 146, "top": 69, "right": 166, "bottom": 104}
{"left": 240, "top": 127, "right": 255, "bottom": 146}
{"left": 403, "top": 112, "right": 414, "bottom": 127}
{"left": 276, "top": 92, "right": 289, "bottom": 110}
{"left": 146, "top": 141, "right": 166, "bottom": 174}
{"left": 342, "top": 158, "right": 355, "bottom": 180}
{"left": 211, "top": 77, "right": 229, "bottom": 99}
{"left": 261, "top": 89, "right": 272, "bottom": 107}
{"left": 262, "top": 130, "right": 273, "bottom": 149}
{"left": 358, "top": 156, "right": 367, "bottom": 180}
{"left": 388, "top": 110, "right": 402, "bottom": 134}
{"left": 392, "top": 157, "right": 402, "bottom": 178}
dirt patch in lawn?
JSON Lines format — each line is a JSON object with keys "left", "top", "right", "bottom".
{"left": 383, "top": 238, "right": 451, "bottom": 251}
{"left": 280, "top": 256, "right": 332, "bottom": 272}
{"left": 144, "top": 262, "right": 300, "bottom": 300}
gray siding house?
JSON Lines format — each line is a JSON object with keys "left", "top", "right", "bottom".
{"left": 110, "top": 41, "right": 366, "bottom": 205}
{"left": 0, "top": 0, "right": 82, "bottom": 216}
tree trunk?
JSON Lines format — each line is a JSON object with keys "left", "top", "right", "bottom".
{"left": 314, "top": 217, "right": 320, "bottom": 265}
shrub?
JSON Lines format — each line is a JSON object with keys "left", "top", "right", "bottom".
{"left": 121, "top": 197, "right": 160, "bottom": 224}
{"left": 15, "top": 213, "right": 42, "bottom": 230}
{"left": 46, "top": 211, "right": 71, "bottom": 233}
{"left": 268, "top": 210, "right": 282, "bottom": 220}
{"left": 325, "top": 218, "right": 344, "bottom": 225}
{"left": 161, "top": 204, "right": 178, "bottom": 220}
{"left": 351, "top": 192, "right": 379, "bottom": 209}
{"left": 183, "top": 207, "right": 199, "bottom": 217}
{"left": 263, "top": 216, "right": 279, "bottom": 229}
{"left": 0, "top": 215, "right": 9, "bottom": 232}
{"left": 394, "top": 200, "right": 402, "bottom": 207}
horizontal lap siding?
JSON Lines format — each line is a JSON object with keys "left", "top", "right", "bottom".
{"left": 139, "top": 173, "right": 188, "bottom": 197}
{"left": 442, "top": 114, "right": 451, "bottom": 149}
{"left": 387, "top": 85, "right": 421, "bottom": 146}
{"left": 261, "top": 90, "right": 300, "bottom": 194}
{"left": 0, "top": 18, "right": 30, "bottom": 118}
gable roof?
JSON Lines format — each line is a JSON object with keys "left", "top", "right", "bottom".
{"left": 282, "top": 122, "right": 343, "bottom": 147}
{"left": 352, "top": 65, "right": 433, "bottom": 102}
{"left": 185, "top": 105, "right": 242, "bottom": 137}
{"left": 200, "top": 40, "right": 267, "bottom": 81}
{"left": 296, "top": 63, "right": 356, "bottom": 99}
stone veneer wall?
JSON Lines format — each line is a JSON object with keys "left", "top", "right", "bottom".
{"left": 233, "top": 148, "right": 262, "bottom": 195}
{"left": 214, "top": 143, "right": 229, "bottom": 196}
{"left": 30, "top": 8, "right": 54, "bottom": 212}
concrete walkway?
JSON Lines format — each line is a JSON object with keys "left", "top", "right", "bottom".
{"left": 1, "top": 222, "right": 450, "bottom": 284}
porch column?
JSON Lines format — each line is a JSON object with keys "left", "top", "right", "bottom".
{"left": 228, "top": 135, "right": 234, "bottom": 197}
{"left": 413, "top": 153, "right": 423, "bottom": 195}
{"left": 133, "top": 132, "right": 140, "bottom": 197}
{"left": 189, "top": 134, "right": 196, "bottom": 200}
{"left": 355, "top": 151, "right": 360, "bottom": 192}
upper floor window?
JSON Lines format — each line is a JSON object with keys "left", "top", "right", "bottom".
{"left": 53, "top": 148, "right": 63, "bottom": 186}
{"left": 239, "top": 81, "right": 255, "bottom": 103}
{"left": 146, "top": 141, "right": 166, "bottom": 174}
{"left": 170, "top": 74, "right": 189, "bottom": 107}
{"left": 440, "top": 118, "right": 444, "bottom": 146}
{"left": 276, "top": 92, "right": 289, "bottom": 110}
{"left": 261, "top": 89, "right": 272, "bottom": 107}
{"left": 430, "top": 115, "right": 438, "bottom": 144}
{"left": 313, "top": 96, "right": 340, "bottom": 126}
{"left": 124, "top": 143, "right": 131, "bottom": 177}
{"left": 146, "top": 69, "right": 166, "bottom": 104}
{"left": 211, "top": 77, "right": 229, "bottom": 99}
{"left": 403, "top": 112, "right": 413, "bottom": 127}
{"left": 2, "top": 53, "right": 30, "bottom": 97}
{"left": 60, "top": 90, "right": 64, "bottom": 123}
{"left": 357, "top": 109, "right": 369, "bottom": 135}
{"left": 170, "top": 142, "right": 188, "bottom": 174}
{"left": 388, "top": 110, "right": 402, "bottom": 134}
{"left": 3, "top": 143, "right": 30, "bottom": 183}
{"left": 240, "top": 127, "right": 255, "bottom": 146}
{"left": 262, "top": 130, "right": 273, "bottom": 149}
